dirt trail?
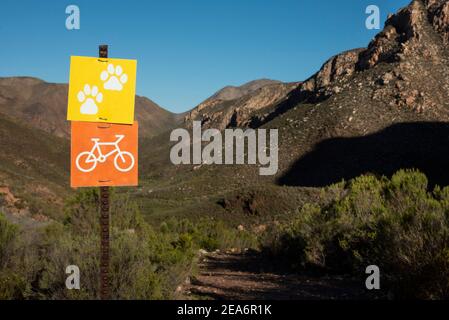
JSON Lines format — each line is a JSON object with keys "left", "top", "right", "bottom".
{"left": 185, "top": 252, "right": 370, "bottom": 300}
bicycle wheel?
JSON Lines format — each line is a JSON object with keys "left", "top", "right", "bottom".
{"left": 114, "top": 151, "right": 135, "bottom": 172}
{"left": 76, "top": 151, "right": 97, "bottom": 172}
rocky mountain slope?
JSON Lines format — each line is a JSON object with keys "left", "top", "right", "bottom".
{"left": 137, "top": 0, "right": 449, "bottom": 221}
{"left": 184, "top": 79, "right": 301, "bottom": 129}
{"left": 0, "top": 77, "right": 181, "bottom": 138}
{"left": 270, "top": 0, "right": 449, "bottom": 186}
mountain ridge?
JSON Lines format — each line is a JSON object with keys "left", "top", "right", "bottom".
{"left": 207, "top": 79, "right": 283, "bottom": 101}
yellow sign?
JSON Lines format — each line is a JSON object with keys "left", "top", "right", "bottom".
{"left": 67, "top": 56, "right": 137, "bottom": 125}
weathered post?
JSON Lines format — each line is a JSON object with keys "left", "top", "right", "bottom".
{"left": 99, "top": 44, "right": 110, "bottom": 300}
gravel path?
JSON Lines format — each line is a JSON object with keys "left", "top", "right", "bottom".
{"left": 185, "top": 252, "right": 370, "bottom": 300}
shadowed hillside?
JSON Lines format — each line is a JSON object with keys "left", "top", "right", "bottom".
{"left": 278, "top": 122, "right": 449, "bottom": 188}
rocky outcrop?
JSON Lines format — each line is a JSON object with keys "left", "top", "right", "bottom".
{"left": 425, "top": 0, "right": 449, "bottom": 43}
{"left": 357, "top": 0, "right": 449, "bottom": 70}
{"left": 184, "top": 80, "right": 300, "bottom": 129}
{"left": 358, "top": 0, "right": 428, "bottom": 70}
{"left": 301, "top": 48, "right": 364, "bottom": 97}
{"left": 297, "top": 0, "right": 449, "bottom": 108}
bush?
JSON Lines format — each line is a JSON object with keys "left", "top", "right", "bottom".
{"left": 55, "top": 189, "right": 203, "bottom": 299}
{"left": 161, "top": 217, "right": 258, "bottom": 252}
{"left": 0, "top": 190, "right": 200, "bottom": 299}
{"left": 0, "top": 213, "right": 25, "bottom": 299}
{"left": 263, "top": 170, "right": 449, "bottom": 299}
{"left": 0, "top": 189, "right": 258, "bottom": 299}
{"left": 0, "top": 212, "right": 17, "bottom": 265}
{"left": 0, "top": 271, "right": 27, "bottom": 299}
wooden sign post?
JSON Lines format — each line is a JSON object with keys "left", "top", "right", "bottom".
{"left": 99, "top": 45, "right": 110, "bottom": 300}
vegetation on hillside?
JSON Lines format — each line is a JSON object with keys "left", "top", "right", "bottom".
{"left": 0, "top": 189, "right": 254, "bottom": 299}
{"left": 1, "top": 170, "right": 449, "bottom": 299}
{"left": 263, "top": 170, "right": 449, "bottom": 299}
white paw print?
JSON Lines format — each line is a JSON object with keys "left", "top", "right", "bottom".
{"left": 77, "top": 84, "right": 103, "bottom": 115}
{"left": 100, "top": 64, "right": 128, "bottom": 91}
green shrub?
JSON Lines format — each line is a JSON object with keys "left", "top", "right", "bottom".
{"left": 0, "top": 189, "right": 200, "bottom": 299}
{"left": 0, "top": 271, "right": 27, "bottom": 299}
{"left": 0, "top": 213, "right": 25, "bottom": 299}
{"left": 264, "top": 170, "right": 449, "bottom": 299}
{"left": 162, "top": 217, "right": 258, "bottom": 251}
{"left": 0, "top": 212, "right": 17, "bottom": 265}
{"left": 0, "top": 189, "right": 260, "bottom": 299}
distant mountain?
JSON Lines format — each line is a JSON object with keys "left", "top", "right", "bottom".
{"left": 208, "top": 79, "right": 282, "bottom": 101}
{"left": 184, "top": 79, "right": 301, "bottom": 129}
{"left": 0, "top": 77, "right": 182, "bottom": 139}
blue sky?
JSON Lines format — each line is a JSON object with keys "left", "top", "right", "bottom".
{"left": 0, "top": 0, "right": 410, "bottom": 113}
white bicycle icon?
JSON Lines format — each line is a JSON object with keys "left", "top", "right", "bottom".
{"left": 76, "top": 135, "right": 135, "bottom": 173}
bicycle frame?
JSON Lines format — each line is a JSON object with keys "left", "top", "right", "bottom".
{"left": 87, "top": 135, "right": 126, "bottom": 163}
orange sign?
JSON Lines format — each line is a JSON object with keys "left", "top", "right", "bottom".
{"left": 71, "top": 121, "right": 138, "bottom": 187}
